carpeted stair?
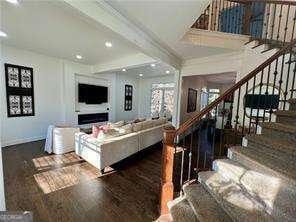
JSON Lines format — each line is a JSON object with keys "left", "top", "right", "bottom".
{"left": 167, "top": 99, "right": 296, "bottom": 222}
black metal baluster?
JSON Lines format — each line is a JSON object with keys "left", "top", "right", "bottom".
{"left": 255, "top": 70, "right": 264, "bottom": 132}
{"left": 276, "top": 5, "right": 283, "bottom": 42}
{"left": 219, "top": 101, "right": 225, "bottom": 156}
{"left": 221, "top": 0, "right": 225, "bottom": 31}
{"left": 284, "top": 5, "right": 291, "bottom": 43}
{"left": 291, "top": 7, "right": 296, "bottom": 42}
{"left": 179, "top": 137, "right": 185, "bottom": 193}
{"left": 291, "top": 59, "right": 296, "bottom": 98}
{"left": 231, "top": 2, "right": 235, "bottom": 34}
{"left": 263, "top": 64, "right": 272, "bottom": 122}
{"left": 270, "top": 4, "right": 277, "bottom": 41}
{"left": 210, "top": 0, "right": 215, "bottom": 31}
{"left": 269, "top": 57, "right": 280, "bottom": 122}
{"left": 227, "top": 0, "right": 231, "bottom": 32}
{"left": 264, "top": 3, "right": 271, "bottom": 43}
{"left": 218, "top": 0, "right": 222, "bottom": 32}
{"left": 187, "top": 126, "right": 194, "bottom": 182}
{"left": 214, "top": 0, "right": 218, "bottom": 31}
{"left": 195, "top": 127, "right": 201, "bottom": 175}
{"left": 211, "top": 106, "right": 218, "bottom": 163}
{"left": 250, "top": 2, "right": 255, "bottom": 38}
{"left": 249, "top": 76, "right": 257, "bottom": 132}
{"left": 283, "top": 48, "right": 293, "bottom": 110}
{"left": 279, "top": 50, "right": 287, "bottom": 110}
{"left": 235, "top": 87, "right": 241, "bottom": 143}
{"left": 242, "top": 81, "right": 249, "bottom": 135}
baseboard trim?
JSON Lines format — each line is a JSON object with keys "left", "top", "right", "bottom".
{"left": 2, "top": 136, "right": 45, "bottom": 147}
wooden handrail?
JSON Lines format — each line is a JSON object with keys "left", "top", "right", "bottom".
{"left": 175, "top": 38, "right": 296, "bottom": 137}
{"left": 230, "top": 0, "right": 296, "bottom": 5}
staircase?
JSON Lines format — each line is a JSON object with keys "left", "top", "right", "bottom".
{"left": 157, "top": 1, "right": 296, "bottom": 221}
{"left": 166, "top": 98, "right": 296, "bottom": 222}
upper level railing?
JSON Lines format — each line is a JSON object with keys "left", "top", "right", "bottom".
{"left": 160, "top": 38, "right": 296, "bottom": 214}
{"left": 192, "top": 0, "right": 296, "bottom": 44}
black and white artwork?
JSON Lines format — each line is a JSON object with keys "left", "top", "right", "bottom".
{"left": 9, "top": 95, "right": 21, "bottom": 115}
{"left": 187, "top": 88, "right": 197, "bottom": 113}
{"left": 124, "top": 85, "right": 133, "bottom": 111}
{"left": 5, "top": 63, "right": 35, "bottom": 117}
{"left": 21, "top": 69, "right": 32, "bottom": 88}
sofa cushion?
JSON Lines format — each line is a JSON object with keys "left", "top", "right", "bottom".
{"left": 117, "top": 123, "right": 133, "bottom": 135}
{"left": 108, "top": 120, "right": 125, "bottom": 128}
{"left": 153, "top": 117, "right": 167, "bottom": 127}
{"left": 141, "top": 119, "right": 155, "bottom": 130}
{"left": 132, "top": 122, "right": 143, "bottom": 132}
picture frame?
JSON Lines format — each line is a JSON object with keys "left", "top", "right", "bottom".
{"left": 187, "top": 88, "right": 197, "bottom": 113}
{"left": 5, "top": 63, "right": 35, "bottom": 117}
{"left": 124, "top": 84, "right": 133, "bottom": 111}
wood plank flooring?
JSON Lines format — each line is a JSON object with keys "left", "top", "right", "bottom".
{"left": 2, "top": 140, "right": 162, "bottom": 222}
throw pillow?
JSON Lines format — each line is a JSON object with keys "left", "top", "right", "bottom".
{"left": 92, "top": 125, "right": 101, "bottom": 138}
{"left": 118, "top": 123, "right": 133, "bottom": 135}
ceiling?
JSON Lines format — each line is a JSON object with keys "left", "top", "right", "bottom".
{"left": 107, "top": 0, "right": 233, "bottom": 60}
{"left": 100, "top": 62, "right": 176, "bottom": 79}
{"left": 1, "top": 0, "right": 141, "bottom": 65}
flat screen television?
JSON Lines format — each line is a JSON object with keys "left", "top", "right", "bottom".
{"left": 78, "top": 83, "right": 108, "bottom": 104}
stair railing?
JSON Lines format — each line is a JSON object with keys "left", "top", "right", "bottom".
{"left": 192, "top": 0, "right": 296, "bottom": 44}
{"left": 159, "top": 38, "right": 296, "bottom": 215}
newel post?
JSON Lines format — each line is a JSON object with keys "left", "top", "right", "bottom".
{"left": 160, "top": 125, "right": 176, "bottom": 215}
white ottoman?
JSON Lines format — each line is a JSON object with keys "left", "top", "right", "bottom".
{"left": 52, "top": 127, "right": 80, "bottom": 154}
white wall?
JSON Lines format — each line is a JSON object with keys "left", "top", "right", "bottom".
{"left": 0, "top": 46, "right": 94, "bottom": 146}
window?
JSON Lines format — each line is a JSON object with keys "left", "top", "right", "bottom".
{"left": 151, "top": 83, "right": 175, "bottom": 117}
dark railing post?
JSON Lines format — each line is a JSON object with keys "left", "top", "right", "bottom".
{"left": 243, "top": 2, "right": 252, "bottom": 35}
{"left": 160, "top": 125, "right": 176, "bottom": 215}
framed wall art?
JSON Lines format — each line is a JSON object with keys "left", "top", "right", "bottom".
{"left": 187, "top": 88, "right": 197, "bottom": 113}
{"left": 124, "top": 84, "right": 133, "bottom": 111}
{"left": 5, "top": 63, "right": 35, "bottom": 117}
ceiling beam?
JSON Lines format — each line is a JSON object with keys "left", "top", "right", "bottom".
{"left": 62, "top": 0, "right": 182, "bottom": 70}
{"left": 93, "top": 53, "right": 156, "bottom": 73}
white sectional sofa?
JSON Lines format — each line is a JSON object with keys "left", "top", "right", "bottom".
{"left": 75, "top": 118, "right": 170, "bottom": 173}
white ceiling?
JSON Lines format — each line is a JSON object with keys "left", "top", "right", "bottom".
{"left": 100, "top": 61, "right": 176, "bottom": 79}
{"left": 107, "top": 0, "right": 233, "bottom": 60}
{"left": 1, "top": 0, "right": 141, "bottom": 65}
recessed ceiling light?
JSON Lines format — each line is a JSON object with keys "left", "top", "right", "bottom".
{"left": 150, "top": 63, "right": 156, "bottom": 67}
{"left": 122, "top": 68, "right": 126, "bottom": 72}
{"left": 76, "top": 55, "right": 83, "bottom": 59}
{"left": 105, "top": 42, "right": 112, "bottom": 48}
{"left": 139, "top": 74, "right": 143, "bottom": 77}
{"left": 0, "top": 31, "right": 7, "bottom": 38}
{"left": 5, "top": 0, "right": 19, "bottom": 4}
{"left": 165, "top": 70, "right": 170, "bottom": 74}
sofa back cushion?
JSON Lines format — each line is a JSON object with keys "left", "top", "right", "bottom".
{"left": 108, "top": 120, "right": 125, "bottom": 128}
{"left": 141, "top": 119, "right": 155, "bottom": 130}
{"left": 118, "top": 123, "right": 133, "bottom": 135}
{"left": 153, "top": 117, "right": 167, "bottom": 127}
{"left": 132, "top": 122, "right": 143, "bottom": 132}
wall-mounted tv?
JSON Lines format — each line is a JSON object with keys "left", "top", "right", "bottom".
{"left": 78, "top": 83, "right": 108, "bottom": 104}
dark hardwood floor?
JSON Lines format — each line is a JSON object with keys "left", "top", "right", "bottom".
{"left": 2, "top": 140, "right": 162, "bottom": 222}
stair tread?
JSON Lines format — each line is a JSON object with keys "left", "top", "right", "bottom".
{"left": 198, "top": 171, "right": 275, "bottom": 222}
{"left": 260, "top": 122, "right": 296, "bottom": 134}
{"left": 183, "top": 183, "right": 232, "bottom": 222}
{"left": 168, "top": 196, "right": 198, "bottom": 222}
{"left": 229, "top": 146, "right": 296, "bottom": 184}
{"left": 213, "top": 158, "right": 296, "bottom": 220}
{"left": 275, "top": 110, "right": 296, "bottom": 117}
{"left": 245, "top": 134, "right": 296, "bottom": 156}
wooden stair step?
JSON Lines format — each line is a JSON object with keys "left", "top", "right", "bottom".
{"left": 245, "top": 134, "right": 296, "bottom": 157}
{"left": 183, "top": 183, "right": 232, "bottom": 222}
{"left": 260, "top": 122, "right": 296, "bottom": 142}
{"left": 198, "top": 171, "right": 275, "bottom": 222}
{"left": 228, "top": 146, "right": 296, "bottom": 186}
{"left": 168, "top": 196, "right": 198, "bottom": 222}
{"left": 275, "top": 110, "right": 296, "bottom": 126}
{"left": 213, "top": 158, "right": 296, "bottom": 221}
